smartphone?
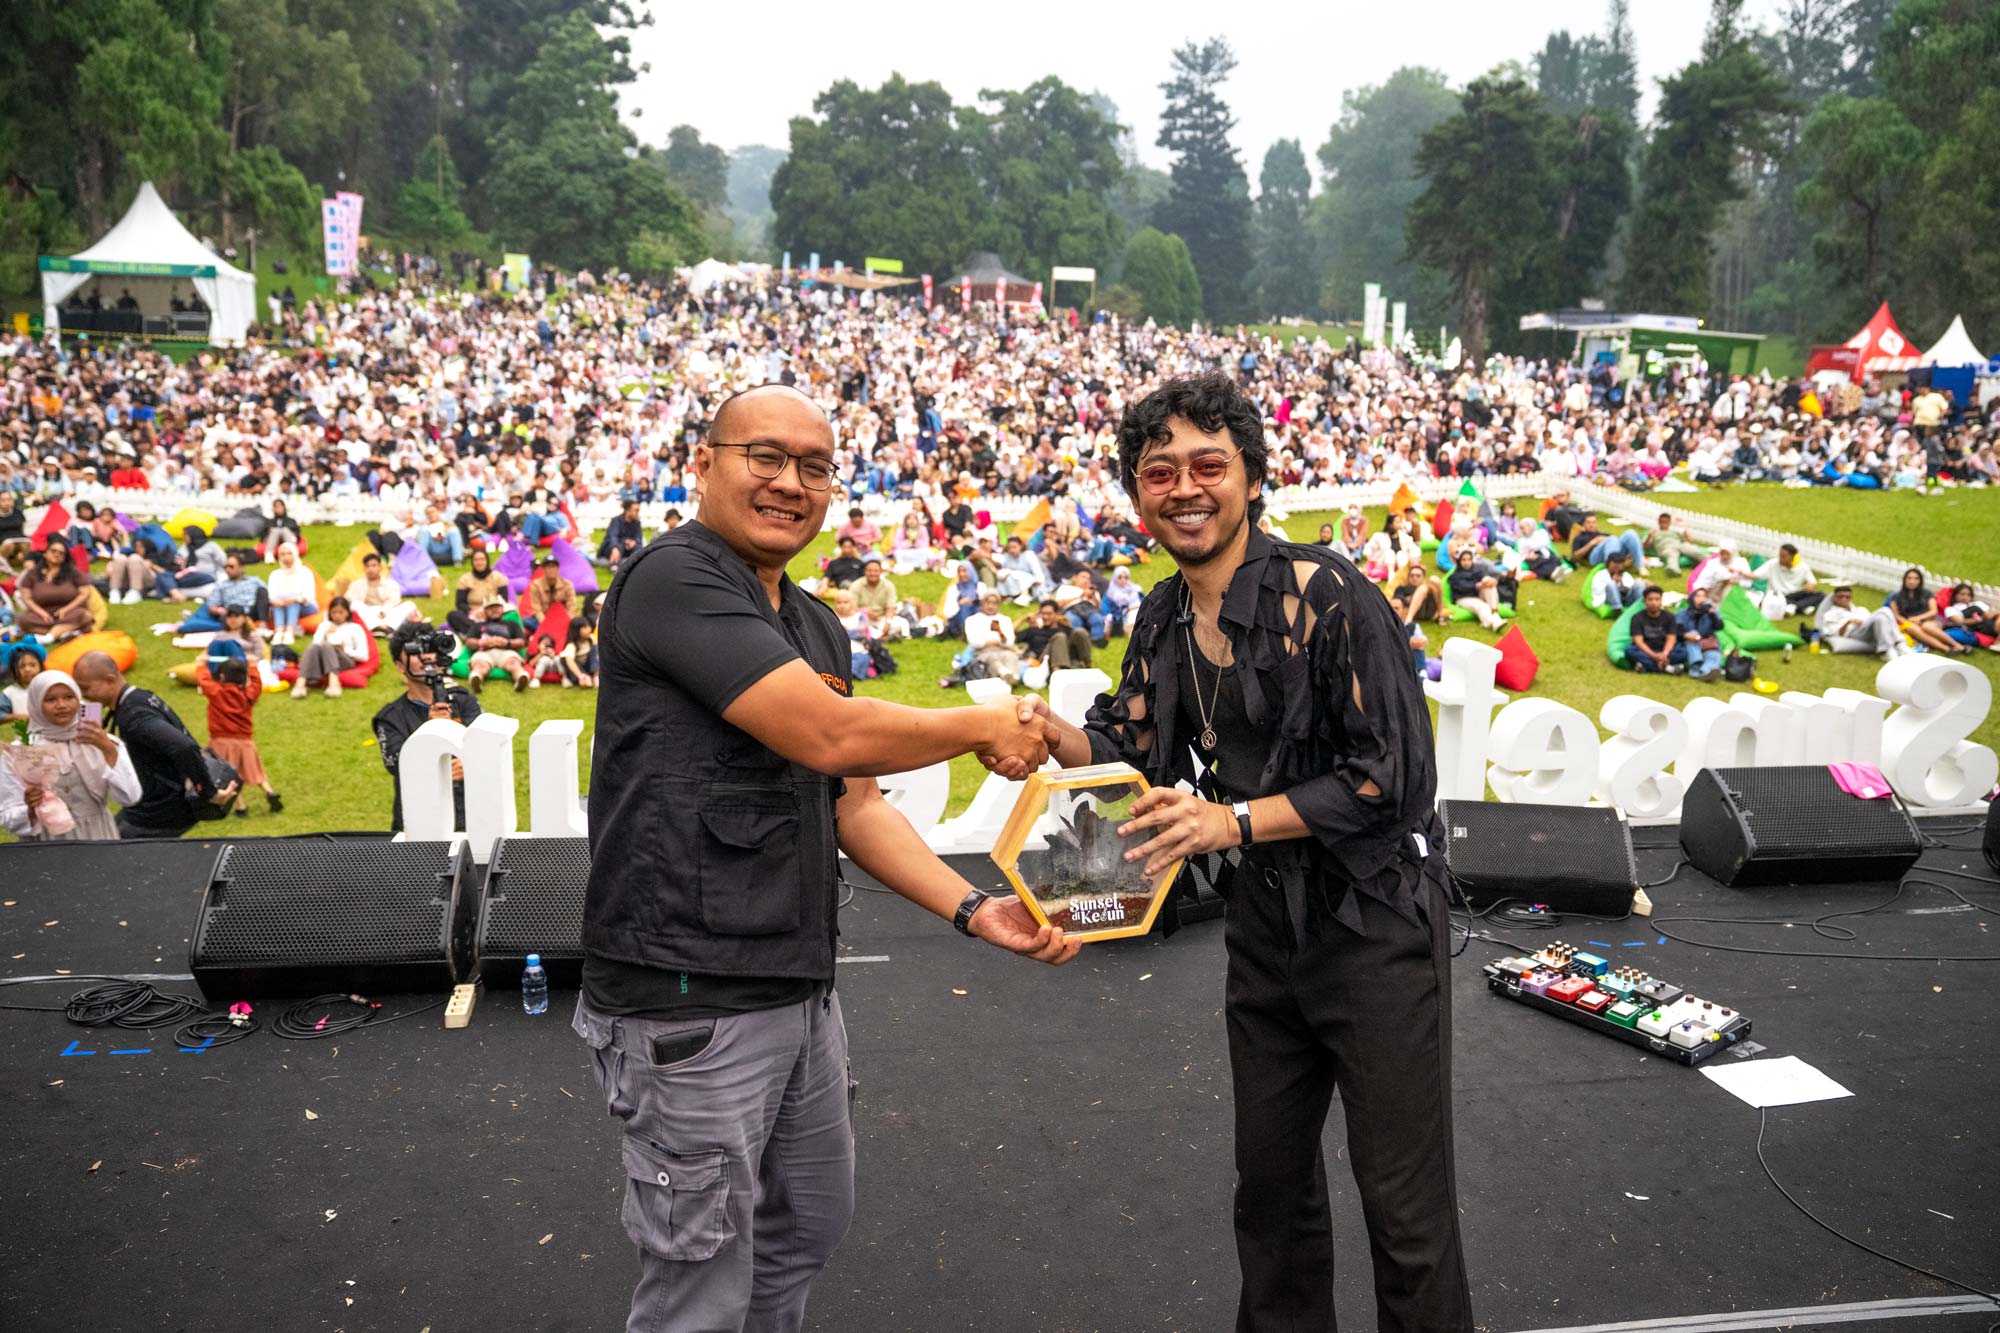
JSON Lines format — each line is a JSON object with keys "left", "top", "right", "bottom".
{"left": 650, "top": 1025, "right": 714, "bottom": 1068}
{"left": 81, "top": 701, "right": 103, "bottom": 725}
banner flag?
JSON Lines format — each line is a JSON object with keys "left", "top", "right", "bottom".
{"left": 1029, "top": 281, "right": 1042, "bottom": 308}
{"left": 960, "top": 276, "right": 971, "bottom": 313}
{"left": 782, "top": 250, "right": 791, "bottom": 279}
{"left": 921, "top": 274, "right": 933, "bottom": 309}
{"left": 995, "top": 276, "right": 1007, "bottom": 307}
{"left": 1391, "top": 301, "right": 1407, "bottom": 347}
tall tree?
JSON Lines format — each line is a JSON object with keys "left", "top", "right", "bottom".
{"left": 1534, "top": 2, "right": 1639, "bottom": 124}
{"left": 1154, "top": 38, "right": 1253, "bottom": 321}
{"left": 1250, "top": 139, "right": 1315, "bottom": 316}
{"left": 397, "top": 134, "right": 475, "bottom": 255}
{"left": 1122, "top": 227, "right": 1203, "bottom": 326}
{"left": 769, "top": 75, "right": 985, "bottom": 277}
{"left": 663, "top": 124, "right": 729, "bottom": 212}
{"left": 971, "top": 77, "right": 1126, "bottom": 283}
{"left": 1619, "top": 0, "right": 1788, "bottom": 312}
{"left": 1792, "top": 95, "right": 1922, "bottom": 331}
{"left": 1312, "top": 67, "right": 1458, "bottom": 323}
{"left": 1407, "top": 77, "right": 1559, "bottom": 364}
{"left": 482, "top": 11, "right": 699, "bottom": 272}
{"left": 725, "top": 143, "right": 786, "bottom": 257}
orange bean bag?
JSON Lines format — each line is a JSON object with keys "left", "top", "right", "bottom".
{"left": 296, "top": 568, "right": 335, "bottom": 635}
{"left": 47, "top": 629, "right": 139, "bottom": 676}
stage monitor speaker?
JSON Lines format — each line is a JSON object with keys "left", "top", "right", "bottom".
{"left": 190, "top": 840, "right": 476, "bottom": 1001}
{"left": 1984, "top": 799, "right": 2000, "bottom": 873}
{"left": 1437, "top": 801, "right": 1638, "bottom": 916}
{"left": 1679, "top": 766, "right": 1922, "bottom": 888}
{"left": 478, "top": 837, "right": 588, "bottom": 987}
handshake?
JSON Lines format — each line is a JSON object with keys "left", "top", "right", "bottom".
{"left": 973, "top": 695, "right": 1064, "bottom": 780}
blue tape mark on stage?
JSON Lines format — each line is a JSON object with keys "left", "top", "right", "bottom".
{"left": 181, "top": 1037, "right": 213, "bottom": 1053}
{"left": 1587, "top": 940, "right": 1613, "bottom": 948}
{"left": 1623, "top": 940, "right": 1648, "bottom": 947}
{"left": 109, "top": 1048, "right": 151, "bottom": 1055}
{"left": 60, "top": 1040, "right": 95, "bottom": 1057}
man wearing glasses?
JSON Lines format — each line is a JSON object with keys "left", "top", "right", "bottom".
{"left": 576, "top": 382, "right": 1075, "bottom": 1333}
{"left": 1011, "top": 373, "right": 1472, "bottom": 1331}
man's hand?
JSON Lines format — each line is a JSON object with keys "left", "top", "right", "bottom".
{"left": 210, "top": 781, "right": 241, "bottom": 807}
{"left": 1118, "top": 787, "right": 1235, "bottom": 878}
{"left": 975, "top": 697, "right": 1055, "bottom": 780}
{"left": 967, "top": 895, "right": 1080, "bottom": 965}
{"left": 23, "top": 783, "right": 46, "bottom": 808}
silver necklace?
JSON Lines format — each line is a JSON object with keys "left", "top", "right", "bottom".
{"left": 1181, "top": 587, "right": 1220, "bottom": 752}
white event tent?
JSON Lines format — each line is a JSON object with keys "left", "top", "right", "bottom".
{"left": 38, "top": 182, "right": 256, "bottom": 344}
{"left": 1921, "top": 314, "right": 1986, "bottom": 368}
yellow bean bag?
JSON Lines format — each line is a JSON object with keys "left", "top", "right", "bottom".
{"left": 328, "top": 537, "right": 376, "bottom": 596}
{"left": 46, "top": 629, "right": 139, "bottom": 675}
{"left": 87, "top": 585, "right": 109, "bottom": 631}
{"left": 165, "top": 507, "right": 221, "bottom": 537}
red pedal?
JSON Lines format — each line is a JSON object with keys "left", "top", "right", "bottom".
{"left": 1575, "top": 989, "right": 1613, "bottom": 1013}
{"left": 1547, "top": 976, "right": 1593, "bottom": 1005}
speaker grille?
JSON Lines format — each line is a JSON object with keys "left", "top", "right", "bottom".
{"left": 482, "top": 837, "right": 589, "bottom": 957}
{"left": 1707, "top": 767, "right": 1918, "bottom": 859}
{"left": 1438, "top": 801, "right": 1637, "bottom": 914}
{"left": 202, "top": 841, "right": 460, "bottom": 964}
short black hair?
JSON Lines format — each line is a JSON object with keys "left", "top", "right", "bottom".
{"left": 1643, "top": 584, "right": 1664, "bottom": 598}
{"left": 1779, "top": 542, "right": 1798, "bottom": 557}
{"left": 1115, "top": 372, "right": 1268, "bottom": 524}
{"left": 389, "top": 620, "right": 434, "bottom": 662}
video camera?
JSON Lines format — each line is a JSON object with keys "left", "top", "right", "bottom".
{"left": 399, "top": 627, "right": 461, "bottom": 693}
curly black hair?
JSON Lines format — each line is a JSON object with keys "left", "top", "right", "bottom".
{"left": 1115, "top": 372, "right": 1268, "bottom": 524}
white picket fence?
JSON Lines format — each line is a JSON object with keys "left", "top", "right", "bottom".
{"left": 36, "top": 473, "right": 1985, "bottom": 602}
{"left": 1577, "top": 480, "right": 2000, "bottom": 602}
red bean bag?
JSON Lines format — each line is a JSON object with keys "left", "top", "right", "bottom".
{"left": 277, "top": 623, "right": 382, "bottom": 689}
{"left": 1430, "top": 498, "right": 1455, "bottom": 540}
{"left": 47, "top": 629, "right": 139, "bottom": 676}
{"left": 1492, "top": 624, "right": 1540, "bottom": 693}
{"left": 526, "top": 601, "right": 571, "bottom": 680}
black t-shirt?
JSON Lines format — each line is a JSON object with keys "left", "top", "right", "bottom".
{"left": 582, "top": 523, "right": 847, "bottom": 1018}
{"left": 1178, "top": 638, "right": 1273, "bottom": 804}
{"left": 371, "top": 687, "right": 482, "bottom": 832}
{"left": 1633, "top": 607, "right": 1679, "bottom": 653}
{"left": 823, "top": 554, "right": 866, "bottom": 587}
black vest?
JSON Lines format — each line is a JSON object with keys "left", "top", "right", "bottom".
{"left": 582, "top": 524, "right": 849, "bottom": 979}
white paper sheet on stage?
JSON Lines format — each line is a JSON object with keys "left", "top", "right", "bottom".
{"left": 1701, "top": 1056, "right": 1853, "bottom": 1109}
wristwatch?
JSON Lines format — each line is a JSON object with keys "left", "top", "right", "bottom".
{"left": 952, "top": 889, "right": 991, "bottom": 936}
{"left": 1232, "top": 800, "right": 1254, "bottom": 849}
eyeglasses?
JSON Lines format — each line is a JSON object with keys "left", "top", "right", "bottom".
{"left": 1134, "top": 447, "right": 1243, "bottom": 496}
{"left": 710, "top": 441, "right": 835, "bottom": 491}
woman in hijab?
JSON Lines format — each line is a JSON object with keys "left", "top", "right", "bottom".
{"left": 0, "top": 669, "right": 141, "bottom": 840}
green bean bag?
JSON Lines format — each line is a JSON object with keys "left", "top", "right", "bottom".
{"left": 451, "top": 610, "right": 528, "bottom": 678}
{"left": 1715, "top": 585, "right": 1802, "bottom": 652}
{"left": 1581, "top": 568, "right": 1631, "bottom": 619}
{"left": 1440, "top": 578, "right": 1517, "bottom": 623}
{"left": 1605, "top": 602, "right": 1642, "bottom": 667}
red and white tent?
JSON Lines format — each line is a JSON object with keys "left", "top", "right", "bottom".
{"left": 1839, "top": 301, "right": 1921, "bottom": 380}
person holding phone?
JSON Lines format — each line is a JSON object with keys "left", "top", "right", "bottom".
{"left": 69, "top": 651, "right": 237, "bottom": 838}
{"left": 0, "top": 669, "right": 141, "bottom": 841}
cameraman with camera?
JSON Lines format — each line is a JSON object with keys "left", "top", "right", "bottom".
{"left": 372, "top": 621, "right": 479, "bottom": 833}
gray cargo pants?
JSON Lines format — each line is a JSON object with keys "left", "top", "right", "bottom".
{"left": 574, "top": 990, "right": 855, "bottom": 1332}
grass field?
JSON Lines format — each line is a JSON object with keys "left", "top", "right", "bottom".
{"left": 1660, "top": 482, "right": 2000, "bottom": 584}
{"left": 20, "top": 486, "right": 1997, "bottom": 841}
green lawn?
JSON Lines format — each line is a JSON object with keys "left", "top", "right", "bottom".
{"left": 1659, "top": 482, "right": 2000, "bottom": 584}
{"left": 29, "top": 501, "right": 1994, "bottom": 841}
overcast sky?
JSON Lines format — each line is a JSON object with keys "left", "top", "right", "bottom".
{"left": 623, "top": 1, "right": 1784, "bottom": 176}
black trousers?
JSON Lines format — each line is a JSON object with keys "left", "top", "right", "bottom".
{"left": 1225, "top": 868, "right": 1472, "bottom": 1333}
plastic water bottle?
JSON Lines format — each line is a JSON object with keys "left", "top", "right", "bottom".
{"left": 521, "top": 954, "right": 548, "bottom": 1015}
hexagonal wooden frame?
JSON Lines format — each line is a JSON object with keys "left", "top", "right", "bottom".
{"left": 988, "top": 762, "right": 1185, "bottom": 943}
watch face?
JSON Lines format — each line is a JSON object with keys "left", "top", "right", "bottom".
{"left": 990, "top": 764, "right": 1183, "bottom": 944}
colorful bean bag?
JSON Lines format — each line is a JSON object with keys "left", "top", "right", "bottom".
{"left": 46, "top": 629, "right": 138, "bottom": 675}
{"left": 29, "top": 501, "right": 70, "bottom": 549}
{"left": 277, "top": 622, "right": 383, "bottom": 689}
{"left": 526, "top": 601, "right": 571, "bottom": 680}
{"left": 294, "top": 568, "right": 335, "bottom": 636}
{"left": 1430, "top": 499, "right": 1455, "bottom": 540}
{"left": 1716, "top": 585, "right": 1802, "bottom": 653}
{"left": 549, "top": 537, "right": 599, "bottom": 594}
{"left": 1493, "top": 624, "right": 1540, "bottom": 692}
{"left": 1582, "top": 570, "right": 1632, "bottom": 619}
{"left": 452, "top": 610, "right": 527, "bottom": 679}
{"left": 329, "top": 537, "right": 377, "bottom": 595}
{"left": 495, "top": 540, "right": 535, "bottom": 597}
{"left": 1438, "top": 579, "right": 1517, "bottom": 623}
{"left": 1605, "top": 602, "right": 1642, "bottom": 667}
{"left": 166, "top": 507, "right": 221, "bottom": 537}
{"left": 391, "top": 541, "right": 445, "bottom": 598}
{"left": 210, "top": 507, "right": 271, "bottom": 540}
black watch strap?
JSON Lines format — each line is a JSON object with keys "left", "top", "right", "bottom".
{"left": 1232, "top": 800, "right": 1254, "bottom": 849}
{"left": 952, "top": 889, "right": 990, "bottom": 936}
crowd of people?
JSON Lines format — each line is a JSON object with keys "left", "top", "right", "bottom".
{"left": 2, "top": 267, "right": 1995, "bottom": 839}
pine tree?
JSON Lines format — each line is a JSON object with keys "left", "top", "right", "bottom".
{"left": 1154, "top": 38, "right": 1253, "bottom": 322}
{"left": 1250, "top": 139, "right": 1314, "bottom": 317}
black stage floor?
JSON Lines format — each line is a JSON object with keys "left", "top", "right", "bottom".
{"left": 2, "top": 828, "right": 1996, "bottom": 1333}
